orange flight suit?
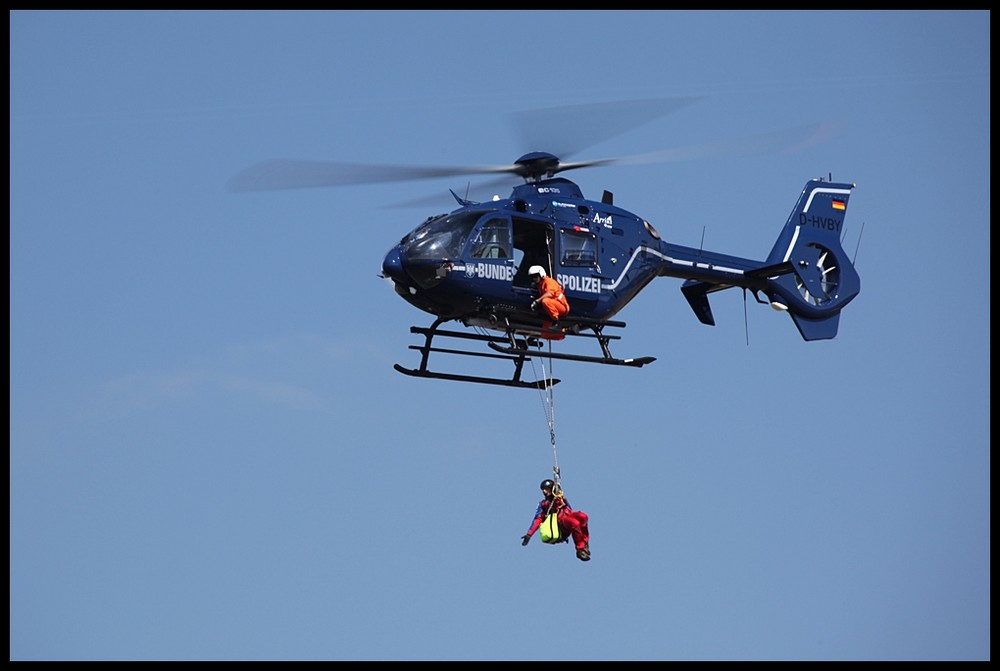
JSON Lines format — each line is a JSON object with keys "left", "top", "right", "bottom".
{"left": 534, "top": 275, "right": 570, "bottom": 340}
{"left": 535, "top": 275, "right": 569, "bottom": 321}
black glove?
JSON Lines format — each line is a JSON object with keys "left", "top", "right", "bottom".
{"left": 521, "top": 534, "right": 531, "bottom": 546}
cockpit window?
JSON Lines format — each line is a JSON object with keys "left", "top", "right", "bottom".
{"left": 560, "top": 227, "right": 597, "bottom": 267}
{"left": 402, "top": 211, "right": 482, "bottom": 261}
{"left": 469, "top": 217, "right": 512, "bottom": 259}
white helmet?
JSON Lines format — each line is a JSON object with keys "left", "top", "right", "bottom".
{"left": 528, "top": 265, "right": 547, "bottom": 278}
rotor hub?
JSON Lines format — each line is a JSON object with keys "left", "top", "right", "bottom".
{"left": 514, "top": 152, "right": 562, "bottom": 182}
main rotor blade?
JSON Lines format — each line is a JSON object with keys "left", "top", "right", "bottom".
{"left": 228, "top": 97, "right": 704, "bottom": 193}
{"left": 509, "top": 96, "right": 703, "bottom": 158}
{"left": 229, "top": 110, "right": 843, "bottom": 197}
{"left": 227, "top": 158, "right": 520, "bottom": 192}
{"left": 607, "top": 120, "right": 846, "bottom": 166}
{"left": 383, "top": 120, "right": 845, "bottom": 209}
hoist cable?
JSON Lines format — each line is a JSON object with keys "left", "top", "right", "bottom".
{"left": 531, "top": 235, "right": 562, "bottom": 491}
{"left": 529, "top": 339, "right": 561, "bottom": 491}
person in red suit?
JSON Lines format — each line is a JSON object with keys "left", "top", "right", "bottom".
{"left": 521, "top": 479, "right": 591, "bottom": 561}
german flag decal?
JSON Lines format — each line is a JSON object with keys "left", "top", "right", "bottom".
{"left": 832, "top": 200, "right": 846, "bottom": 210}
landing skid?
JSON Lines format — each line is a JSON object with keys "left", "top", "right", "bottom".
{"left": 394, "top": 317, "right": 559, "bottom": 389}
{"left": 393, "top": 364, "right": 558, "bottom": 390}
{"left": 487, "top": 341, "right": 655, "bottom": 367}
{"left": 490, "top": 315, "right": 656, "bottom": 368}
{"left": 393, "top": 315, "right": 655, "bottom": 388}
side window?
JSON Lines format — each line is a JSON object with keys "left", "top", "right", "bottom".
{"left": 470, "top": 218, "right": 512, "bottom": 259}
{"left": 560, "top": 228, "right": 597, "bottom": 267}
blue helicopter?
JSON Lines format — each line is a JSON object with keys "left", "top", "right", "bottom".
{"left": 230, "top": 105, "right": 861, "bottom": 389}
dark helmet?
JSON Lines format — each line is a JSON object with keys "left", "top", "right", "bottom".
{"left": 540, "top": 479, "right": 556, "bottom": 491}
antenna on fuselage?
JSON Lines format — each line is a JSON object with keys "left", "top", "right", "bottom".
{"left": 853, "top": 221, "right": 866, "bottom": 265}
{"left": 743, "top": 289, "right": 750, "bottom": 347}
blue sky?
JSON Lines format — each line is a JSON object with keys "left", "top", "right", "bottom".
{"left": 10, "top": 10, "right": 989, "bottom": 661}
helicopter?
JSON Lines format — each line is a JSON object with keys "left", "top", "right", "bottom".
{"left": 229, "top": 104, "right": 861, "bottom": 389}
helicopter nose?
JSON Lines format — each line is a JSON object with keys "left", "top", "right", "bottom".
{"left": 382, "top": 247, "right": 406, "bottom": 284}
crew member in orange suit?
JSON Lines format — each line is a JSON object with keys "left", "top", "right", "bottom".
{"left": 528, "top": 265, "right": 569, "bottom": 338}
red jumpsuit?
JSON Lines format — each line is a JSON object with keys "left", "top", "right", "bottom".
{"left": 525, "top": 493, "right": 590, "bottom": 552}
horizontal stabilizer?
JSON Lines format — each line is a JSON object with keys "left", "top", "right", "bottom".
{"left": 744, "top": 260, "right": 794, "bottom": 280}
{"left": 790, "top": 311, "right": 841, "bottom": 341}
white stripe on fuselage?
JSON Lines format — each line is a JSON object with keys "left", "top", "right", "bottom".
{"left": 602, "top": 246, "right": 747, "bottom": 291}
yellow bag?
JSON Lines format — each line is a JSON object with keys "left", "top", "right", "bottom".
{"left": 540, "top": 512, "right": 561, "bottom": 544}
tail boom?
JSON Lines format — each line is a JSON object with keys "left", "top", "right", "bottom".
{"left": 678, "top": 179, "right": 861, "bottom": 340}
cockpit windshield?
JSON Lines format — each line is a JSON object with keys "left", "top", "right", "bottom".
{"left": 402, "top": 211, "right": 483, "bottom": 261}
